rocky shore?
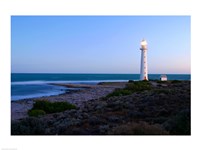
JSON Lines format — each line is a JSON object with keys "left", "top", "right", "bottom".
{"left": 11, "top": 82, "right": 127, "bottom": 120}
{"left": 11, "top": 80, "right": 190, "bottom": 135}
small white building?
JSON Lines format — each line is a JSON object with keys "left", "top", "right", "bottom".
{"left": 160, "top": 75, "right": 167, "bottom": 81}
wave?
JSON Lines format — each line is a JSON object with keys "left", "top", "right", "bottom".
{"left": 11, "top": 80, "right": 46, "bottom": 85}
{"left": 11, "top": 90, "right": 66, "bottom": 101}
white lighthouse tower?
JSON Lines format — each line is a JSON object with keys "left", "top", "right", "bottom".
{"left": 140, "top": 39, "right": 148, "bottom": 80}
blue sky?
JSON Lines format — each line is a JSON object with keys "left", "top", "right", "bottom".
{"left": 11, "top": 16, "right": 190, "bottom": 74}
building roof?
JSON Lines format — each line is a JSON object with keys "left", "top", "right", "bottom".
{"left": 160, "top": 74, "right": 167, "bottom": 78}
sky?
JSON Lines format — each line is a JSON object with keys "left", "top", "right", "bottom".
{"left": 11, "top": 16, "right": 190, "bottom": 74}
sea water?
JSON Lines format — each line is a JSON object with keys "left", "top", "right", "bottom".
{"left": 11, "top": 73, "right": 191, "bottom": 101}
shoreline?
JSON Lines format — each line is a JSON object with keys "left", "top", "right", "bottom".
{"left": 11, "top": 80, "right": 129, "bottom": 101}
{"left": 11, "top": 80, "right": 191, "bottom": 135}
{"left": 11, "top": 82, "right": 127, "bottom": 121}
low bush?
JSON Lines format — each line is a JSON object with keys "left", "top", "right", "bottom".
{"left": 163, "top": 109, "right": 190, "bottom": 135}
{"left": 128, "top": 80, "right": 134, "bottom": 83}
{"left": 11, "top": 117, "right": 47, "bottom": 135}
{"left": 125, "top": 81, "right": 151, "bottom": 92}
{"left": 28, "top": 109, "right": 46, "bottom": 117}
{"left": 156, "top": 80, "right": 168, "bottom": 84}
{"left": 106, "top": 81, "right": 151, "bottom": 98}
{"left": 28, "top": 100, "right": 76, "bottom": 116}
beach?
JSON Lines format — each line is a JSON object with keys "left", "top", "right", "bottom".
{"left": 11, "top": 82, "right": 127, "bottom": 121}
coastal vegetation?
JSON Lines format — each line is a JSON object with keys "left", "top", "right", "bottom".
{"left": 171, "top": 80, "right": 182, "bottom": 84}
{"left": 107, "top": 81, "right": 151, "bottom": 97}
{"left": 28, "top": 109, "right": 46, "bottom": 117}
{"left": 11, "top": 80, "right": 190, "bottom": 135}
{"left": 28, "top": 100, "right": 76, "bottom": 117}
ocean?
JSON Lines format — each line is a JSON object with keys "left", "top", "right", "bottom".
{"left": 11, "top": 73, "right": 191, "bottom": 101}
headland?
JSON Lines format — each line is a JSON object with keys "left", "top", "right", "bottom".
{"left": 11, "top": 80, "right": 190, "bottom": 135}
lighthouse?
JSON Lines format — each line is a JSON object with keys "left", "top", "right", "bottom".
{"left": 140, "top": 39, "right": 148, "bottom": 80}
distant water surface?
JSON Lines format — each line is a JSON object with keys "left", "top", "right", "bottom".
{"left": 11, "top": 73, "right": 190, "bottom": 101}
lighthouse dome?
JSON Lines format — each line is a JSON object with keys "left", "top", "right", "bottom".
{"left": 141, "top": 39, "right": 147, "bottom": 46}
{"left": 140, "top": 39, "right": 148, "bottom": 50}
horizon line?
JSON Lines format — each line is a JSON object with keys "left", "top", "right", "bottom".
{"left": 11, "top": 72, "right": 191, "bottom": 75}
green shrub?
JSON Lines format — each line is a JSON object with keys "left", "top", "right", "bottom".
{"left": 30, "top": 100, "right": 76, "bottom": 114}
{"left": 106, "top": 81, "right": 151, "bottom": 98}
{"left": 157, "top": 80, "right": 168, "bottom": 84}
{"left": 128, "top": 80, "right": 134, "bottom": 83}
{"left": 125, "top": 81, "right": 151, "bottom": 92}
{"left": 28, "top": 109, "right": 46, "bottom": 117}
